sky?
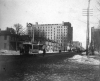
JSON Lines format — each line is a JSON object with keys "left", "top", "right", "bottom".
{"left": 0, "top": 0, "right": 100, "bottom": 48}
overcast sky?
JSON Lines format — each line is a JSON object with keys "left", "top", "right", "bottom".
{"left": 0, "top": 0, "right": 100, "bottom": 48}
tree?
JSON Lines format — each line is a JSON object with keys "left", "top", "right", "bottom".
{"left": 13, "top": 23, "right": 27, "bottom": 51}
{"left": 14, "top": 23, "right": 23, "bottom": 35}
{"left": 97, "top": 0, "right": 100, "bottom": 11}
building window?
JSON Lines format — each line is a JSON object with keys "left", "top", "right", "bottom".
{"left": 4, "top": 43, "right": 6, "bottom": 49}
{"left": 51, "top": 34, "right": 52, "bottom": 37}
{"left": 4, "top": 35, "right": 7, "bottom": 40}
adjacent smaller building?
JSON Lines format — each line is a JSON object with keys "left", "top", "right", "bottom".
{"left": 0, "top": 30, "right": 18, "bottom": 50}
{"left": 0, "top": 28, "right": 31, "bottom": 50}
{"left": 72, "top": 41, "right": 83, "bottom": 50}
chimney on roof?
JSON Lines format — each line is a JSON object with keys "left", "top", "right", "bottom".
{"left": 35, "top": 22, "right": 38, "bottom": 25}
{"left": 62, "top": 21, "right": 64, "bottom": 25}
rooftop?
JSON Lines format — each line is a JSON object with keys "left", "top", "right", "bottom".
{"left": 27, "top": 22, "right": 72, "bottom": 27}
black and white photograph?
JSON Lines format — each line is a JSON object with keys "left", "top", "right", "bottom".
{"left": 0, "top": 0, "right": 100, "bottom": 81}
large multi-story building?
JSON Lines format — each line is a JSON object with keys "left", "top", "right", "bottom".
{"left": 27, "top": 21, "right": 73, "bottom": 51}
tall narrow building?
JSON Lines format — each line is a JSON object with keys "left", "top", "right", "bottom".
{"left": 91, "top": 27, "right": 100, "bottom": 51}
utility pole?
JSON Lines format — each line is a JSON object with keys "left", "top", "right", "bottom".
{"left": 86, "top": 0, "right": 91, "bottom": 55}
{"left": 32, "top": 26, "right": 34, "bottom": 43}
{"left": 82, "top": 0, "right": 93, "bottom": 55}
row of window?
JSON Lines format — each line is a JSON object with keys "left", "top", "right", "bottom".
{"left": 4, "top": 35, "right": 18, "bottom": 41}
{"left": 36, "top": 28, "right": 67, "bottom": 31}
{"left": 57, "top": 40, "right": 66, "bottom": 43}
{"left": 57, "top": 29, "right": 67, "bottom": 31}
{"left": 10, "top": 37, "right": 18, "bottom": 41}
{"left": 28, "top": 29, "right": 67, "bottom": 34}
{"left": 57, "top": 32, "right": 67, "bottom": 34}
{"left": 33, "top": 30, "right": 67, "bottom": 33}
{"left": 36, "top": 26, "right": 67, "bottom": 29}
{"left": 29, "top": 33, "right": 67, "bottom": 38}
{"left": 45, "top": 35, "right": 67, "bottom": 40}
